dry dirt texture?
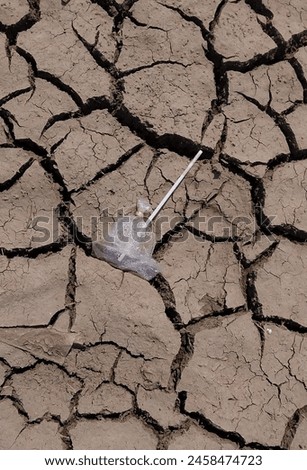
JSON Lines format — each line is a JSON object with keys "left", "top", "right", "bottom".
{"left": 1, "top": 0, "right": 307, "bottom": 451}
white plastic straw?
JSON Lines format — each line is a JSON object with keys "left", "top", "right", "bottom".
{"left": 145, "top": 149, "right": 203, "bottom": 227}
{"left": 118, "top": 149, "right": 202, "bottom": 262}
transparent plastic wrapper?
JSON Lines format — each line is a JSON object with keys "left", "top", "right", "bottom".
{"left": 92, "top": 150, "right": 203, "bottom": 280}
{"left": 92, "top": 199, "right": 160, "bottom": 281}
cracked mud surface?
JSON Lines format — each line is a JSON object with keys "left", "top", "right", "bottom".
{"left": 1, "top": 0, "right": 307, "bottom": 450}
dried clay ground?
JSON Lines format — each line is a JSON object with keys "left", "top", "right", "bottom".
{"left": 1, "top": 0, "right": 307, "bottom": 451}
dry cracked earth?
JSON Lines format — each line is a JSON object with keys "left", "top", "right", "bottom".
{"left": 0, "top": 0, "right": 307, "bottom": 451}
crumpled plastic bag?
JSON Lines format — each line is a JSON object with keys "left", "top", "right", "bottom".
{"left": 92, "top": 199, "right": 160, "bottom": 280}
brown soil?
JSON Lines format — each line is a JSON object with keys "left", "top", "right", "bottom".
{"left": 1, "top": 0, "right": 307, "bottom": 450}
